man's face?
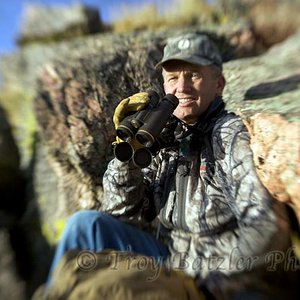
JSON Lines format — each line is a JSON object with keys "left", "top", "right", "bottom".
{"left": 162, "top": 60, "right": 225, "bottom": 125}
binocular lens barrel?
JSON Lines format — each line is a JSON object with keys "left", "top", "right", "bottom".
{"left": 132, "top": 148, "right": 152, "bottom": 168}
{"left": 114, "top": 142, "right": 152, "bottom": 168}
{"left": 114, "top": 142, "right": 133, "bottom": 162}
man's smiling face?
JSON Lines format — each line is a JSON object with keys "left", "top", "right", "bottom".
{"left": 162, "top": 60, "right": 225, "bottom": 125}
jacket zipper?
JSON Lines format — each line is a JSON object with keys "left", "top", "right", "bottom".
{"left": 159, "top": 154, "right": 177, "bottom": 229}
{"left": 178, "top": 174, "right": 188, "bottom": 230}
{"left": 176, "top": 159, "right": 190, "bottom": 231}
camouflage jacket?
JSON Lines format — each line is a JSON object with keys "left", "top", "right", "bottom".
{"left": 102, "top": 100, "right": 293, "bottom": 295}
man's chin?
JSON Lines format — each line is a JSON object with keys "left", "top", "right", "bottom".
{"left": 175, "top": 113, "right": 198, "bottom": 125}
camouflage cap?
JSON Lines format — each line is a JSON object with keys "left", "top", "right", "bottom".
{"left": 155, "top": 33, "right": 223, "bottom": 70}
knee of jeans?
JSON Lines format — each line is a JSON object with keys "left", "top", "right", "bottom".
{"left": 66, "top": 210, "right": 107, "bottom": 232}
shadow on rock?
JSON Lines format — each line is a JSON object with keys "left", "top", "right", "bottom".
{"left": 244, "top": 73, "right": 300, "bottom": 100}
{"left": 0, "top": 106, "right": 53, "bottom": 299}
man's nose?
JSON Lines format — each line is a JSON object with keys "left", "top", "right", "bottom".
{"left": 176, "top": 76, "right": 191, "bottom": 93}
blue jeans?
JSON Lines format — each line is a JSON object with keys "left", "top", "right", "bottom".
{"left": 48, "top": 210, "right": 169, "bottom": 284}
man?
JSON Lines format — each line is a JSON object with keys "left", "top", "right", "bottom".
{"left": 48, "top": 33, "right": 298, "bottom": 299}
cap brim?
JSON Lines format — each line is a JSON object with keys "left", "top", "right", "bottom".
{"left": 155, "top": 55, "right": 214, "bottom": 69}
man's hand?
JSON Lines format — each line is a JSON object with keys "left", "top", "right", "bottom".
{"left": 113, "top": 92, "right": 150, "bottom": 145}
{"left": 113, "top": 92, "right": 150, "bottom": 130}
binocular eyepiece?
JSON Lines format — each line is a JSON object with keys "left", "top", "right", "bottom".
{"left": 114, "top": 91, "right": 179, "bottom": 168}
{"left": 116, "top": 91, "right": 160, "bottom": 144}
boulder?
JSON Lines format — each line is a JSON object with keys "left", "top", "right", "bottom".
{"left": 0, "top": 106, "right": 20, "bottom": 194}
{"left": 0, "top": 104, "right": 53, "bottom": 299}
{"left": 223, "top": 30, "right": 300, "bottom": 219}
{"left": 0, "top": 231, "right": 25, "bottom": 300}
{"left": 246, "top": 114, "right": 299, "bottom": 214}
{"left": 17, "top": 3, "right": 103, "bottom": 46}
{"left": 0, "top": 106, "right": 25, "bottom": 299}
{"left": 33, "top": 33, "right": 165, "bottom": 238}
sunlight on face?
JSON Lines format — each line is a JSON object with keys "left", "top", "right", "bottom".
{"left": 162, "top": 61, "right": 225, "bottom": 125}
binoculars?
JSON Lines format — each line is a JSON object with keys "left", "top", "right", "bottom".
{"left": 114, "top": 91, "right": 179, "bottom": 168}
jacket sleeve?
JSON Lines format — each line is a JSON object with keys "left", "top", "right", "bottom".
{"left": 101, "top": 157, "right": 158, "bottom": 220}
{"left": 213, "top": 116, "right": 291, "bottom": 267}
{"left": 198, "top": 117, "right": 294, "bottom": 298}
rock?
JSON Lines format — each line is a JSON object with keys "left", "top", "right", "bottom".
{"left": 0, "top": 23, "right": 256, "bottom": 99}
{"left": 245, "top": 113, "right": 300, "bottom": 212}
{"left": 0, "top": 107, "right": 25, "bottom": 299}
{"left": 0, "top": 105, "right": 26, "bottom": 225}
{"left": 223, "top": 30, "right": 300, "bottom": 122}
{"left": 0, "top": 231, "right": 25, "bottom": 300}
{"left": 33, "top": 34, "right": 165, "bottom": 237}
{"left": 223, "top": 30, "right": 300, "bottom": 219}
{"left": 17, "top": 4, "right": 103, "bottom": 46}
{"left": 0, "top": 106, "right": 20, "bottom": 185}
{"left": 0, "top": 106, "right": 52, "bottom": 299}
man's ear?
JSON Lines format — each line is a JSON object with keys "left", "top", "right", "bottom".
{"left": 216, "top": 75, "right": 226, "bottom": 96}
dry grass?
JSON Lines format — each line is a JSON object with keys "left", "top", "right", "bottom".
{"left": 111, "top": 4, "right": 161, "bottom": 33}
{"left": 165, "top": 0, "right": 218, "bottom": 26}
{"left": 110, "top": 0, "right": 218, "bottom": 33}
{"left": 109, "top": 0, "right": 300, "bottom": 48}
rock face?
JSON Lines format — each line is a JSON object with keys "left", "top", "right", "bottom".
{"left": 223, "top": 30, "right": 300, "bottom": 121}
{"left": 33, "top": 34, "right": 165, "bottom": 238}
{"left": 0, "top": 104, "right": 53, "bottom": 299}
{"left": 0, "top": 231, "right": 25, "bottom": 300}
{"left": 222, "top": 30, "right": 300, "bottom": 219}
{"left": 0, "top": 107, "right": 26, "bottom": 300}
{"left": 0, "top": 107, "right": 20, "bottom": 191}
{"left": 247, "top": 114, "right": 299, "bottom": 211}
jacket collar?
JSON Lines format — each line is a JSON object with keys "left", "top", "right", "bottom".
{"left": 174, "top": 96, "right": 226, "bottom": 141}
